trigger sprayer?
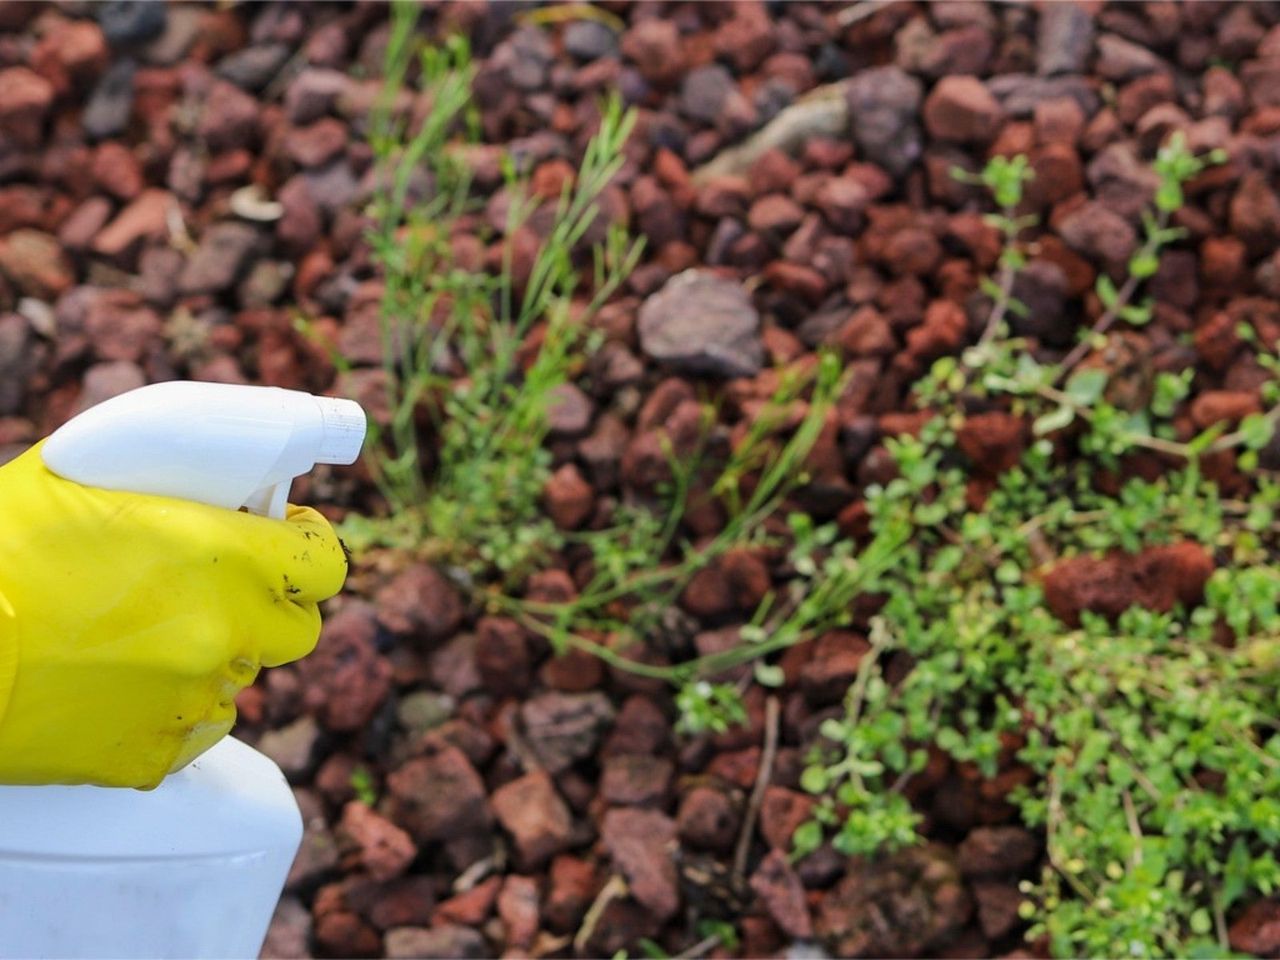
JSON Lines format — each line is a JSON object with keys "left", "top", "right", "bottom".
{"left": 0, "top": 381, "right": 367, "bottom": 960}
{"left": 41, "top": 381, "right": 367, "bottom": 517}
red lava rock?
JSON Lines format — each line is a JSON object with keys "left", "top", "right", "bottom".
{"left": 475, "top": 615, "right": 530, "bottom": 697}
{"left": 845, "top": 66, "right": 924, "bottom": 177}
{"left": 759, "top": 786, "right": 816, "bottom": 852}
{"left": 601, "top": 807, "right": 680, "bottom": 922}
{"left": 277, "top": 175, "right": 323, "bottom": 252}
{"left": 91, "top": 189, "right": 174, "bottom": 259}
{"left": 1057, "top": 201, "right": 1138, "bottom": 266}
{"left": 1193, "top": 311, "right": 1242, "bottom": 370}
{"left": 434, "top": 875, "right": 501, "bottom": 927}
{"left": 680, "top": 549, "right": 770, "bottom": 618}
{"left": 1229, "top": 172, "right": 1280, "bottom": 253}
{"left": 80, "top": 289, "right": 161, "bottom": 363}
{"left": 299, "top": 602, "right": 393, "bottom": 732}
{"left": 1229, "top": 898, "right": 1280, "bottom": 957}
{"left": 817, "top": 844, "right": 973, "bottom": 957}
{"left": 603, "top": 694, "right": 670, "bottom": 757}
{"left": 491, "top": 770, "right": 573, "bottom": 869}
{"left": 750, "top": 848, "right": 813, "bottom": 939}
{"left": 72, "top": 361, "right": 147, "bottom": 414}
{"left": 884, "top": 225, "right": 943, "bottom": 277}
{"left": 263, "top": 897, "right": 312, "bottom": 960}
{"left": 957, "top": 412, "right": 1028, "bottom": 474}
{"left": 313, "top": 909, "right": 380, "bottom": 958}
{"left": 1190, "top": 390, "right": 1262, "bottom": 429}
{"left": 284, "top": 67, "right": 350, "bottom": 123}
{"left": 32, "top": 19, "right": 109, "bottom": 92}
{"left": 543, "top": 462, "right": 594, "bottom": 530}
{"left": 546, "top": 382, "right": 594, "bottom": 436}
{"left": 519, "top": 691, "right": 615, "bottom": 773}
{"left": 497, "top": 874, "right": 540, "bottom": 951}
{"left": 383, "top": 924, "right": 488, "bottom": 959}
{"left": 375, "top": 564, "right": 465, "bottom": 643}
{"left": 957, "top": 826, "right": 1041, "bottom": 876}
{"left": 539, "top": 647, "right": 604, "bottom": 693}
{"left": 547, "top": 855, "right": 601, "bottom": 942}
{"left": 748, "top": 194, "right": 805, "bottom": 236}
{"left": 1041, "top": 542, "right": 1216, "bottom": 628}
{"left": 179, "top": 222, "right": 261, "bottom": 295}
{"left": 58, "top": 197, "right": 113, "bottom": 251}
{"left": 579, "top": 896, "right": 661, "bottom": 958}
{"left": 386, "top": 745, "right": 493, "bottom": 846}
{"left": 707, "top": 746, "right": 761, "bottom": 790}
{"left": 544, "top": 855, "right": 599, "bottom": 933}
{"left": 198, "top": 79, "right": 260, "bottom": 151}
{"left": 336, "top": 801, "right": 417, "bottom": 883}
{"left": 712, "top": 9, "right": 775, "bottom": 73}
{"left": 91, "top": 141, "right": 144, "bottom": 200}
{"left": 601, "top": 753, "right": 674, "bottom": 807}
{"left": 676, "top": 786, "right": 741, "bottom": 851}
{"left": 906, "top": 299, "right": 968, "bottom": 362}
{"left": 620, "top": 19, "right": 685, "bottom": 86}
{"left": 367, "top": 876, "right": 437, "bottom": 931}
{"left": 838, "top": 306, "right": 896, "bottom": 357}
{"left": 800, "top": 630, "right": 872, "bottom": 706}
{"left": 257, "top": 714, "right": 319, "bottom": 780}
{"left": 0, "top": 66, "right": 54, "bottom": 147}
{"left": 286, "top": 117, "right": 348, "bottom": 168}
{"left": 973, "top": 880, "right": 1025, "bottom": 940}
{"left": 0, "top": 230, "right": 73, "bottom": 300}
{"left": 924, "top": 76, "right": 1005, "bottom": 143}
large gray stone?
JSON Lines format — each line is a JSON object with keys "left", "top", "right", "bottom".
{"left": 637, "top": 270, "right": 763, "bottom": 379}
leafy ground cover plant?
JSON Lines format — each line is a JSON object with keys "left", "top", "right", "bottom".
{"left": 795, "top": 140, "right": 1280, "bottom": 957}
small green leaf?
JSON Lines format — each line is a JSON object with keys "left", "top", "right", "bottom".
{"left": 800, "top": 765, "right": 829, "bottom": 794}
{"left": 1065, "top": 369, "right": 1109, "bottom": 406}
{"left": 1034, "top": 405, "right": 1076, "bottom": 436}
{"left": 1240, "top": 413, "right": 1276, "bottom": 450}
{"left": 1120, "top": 303, "right": 1152, "bottom": 326}
{"left": 754, "top": 662, "right": 785, "bottom": 687}
{"left": 980, "top": 275, "right": 1006, "bottom": 301}
{"left": 1189, "top": 909, "right": 1213, "bottom": 936}
{"left": 792, "top": 820, "right": 824, "bottom": 858}
{"left": 1096, "top": 274, "right": 1120, "bottom": 308}
{"left": 1156, "top": 180, "right": 1183, "bottom": 212}
{"left": 1128, "top": 252, "right": 1160, "bottom": 279}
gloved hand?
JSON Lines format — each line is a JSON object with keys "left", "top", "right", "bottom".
{"left": 0, "top": 442, "right": 347, "bottom": 789}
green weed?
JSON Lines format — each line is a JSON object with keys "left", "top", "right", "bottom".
{"left": 795, "top": 140, "right": 1280, "bottom": 957}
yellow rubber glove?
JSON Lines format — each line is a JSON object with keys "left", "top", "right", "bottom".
{"left": 0, "top": 442, "right": 347, "bottom": 789}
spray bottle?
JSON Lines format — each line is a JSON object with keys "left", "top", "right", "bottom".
{"left": 0, "top": 382, "right": 366, "bottom": 960}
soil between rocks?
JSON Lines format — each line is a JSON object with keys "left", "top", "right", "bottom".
{"left": 3, "top": 1, "right": 1280, "bottom": 957}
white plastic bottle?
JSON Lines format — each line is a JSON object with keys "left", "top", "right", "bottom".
{"left": 0, "top": 381, "right": 367, "bottom": 959}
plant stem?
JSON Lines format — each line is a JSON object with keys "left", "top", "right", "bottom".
{"left": 1055, "top": 210, "right": 1170, "bottom": 384}
{"left": 733, "top": 695, "right": 780, "bottom": 883}
{"left": 977, "top": 205, "right": 1021, "bottom": 351}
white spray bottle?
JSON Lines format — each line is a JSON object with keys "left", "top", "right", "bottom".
{"left": 0, "top": 381, "right": 367, "bottom": 960}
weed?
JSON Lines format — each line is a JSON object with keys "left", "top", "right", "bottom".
{"left": 354, "top": 2, "right": 642, "bottom": 583}
{"left": 797, "top": 140, "right": 1280, "bottom": 957}
{"left": 349, "top": 765, "right": 379, "bottom": 807}
{"left": 350, "top": 5, "right": 901, "bottom": 735}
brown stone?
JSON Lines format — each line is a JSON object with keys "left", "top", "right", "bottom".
{"left": 491, "top": 771, "right": 573, "bottom": 868}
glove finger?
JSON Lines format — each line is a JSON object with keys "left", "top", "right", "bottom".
{"left": 236, "top": 504, "right": 349, "bottom": 605}
{"left": 257, "top": 597, "right": 323, "bottom": 668}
